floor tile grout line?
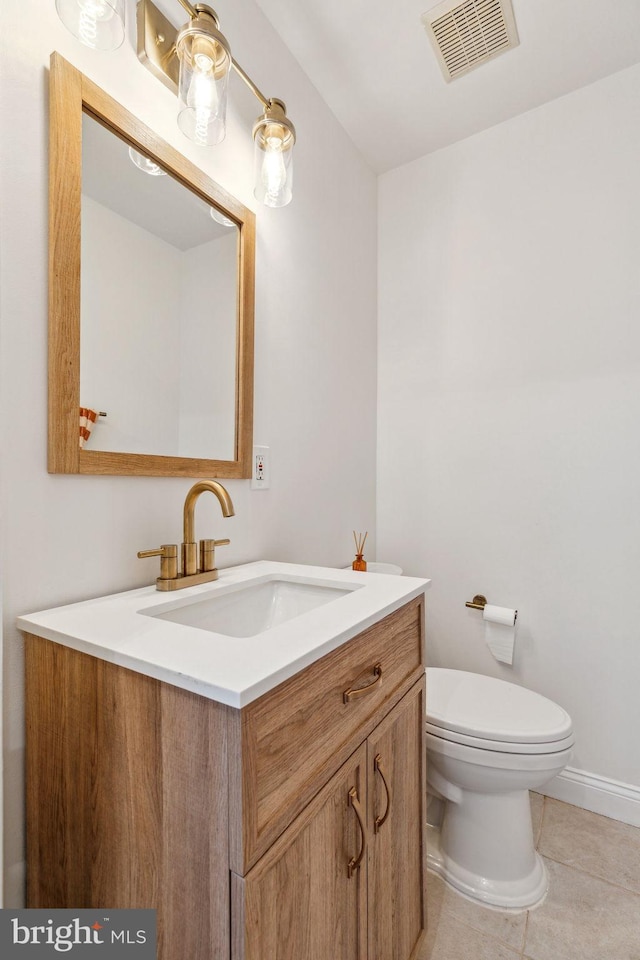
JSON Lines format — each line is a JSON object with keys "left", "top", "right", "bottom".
{"left": 522, "top": 901, "right": 531, "bottom": 956}
{"left": 536, "top": 852, "right": 640, "bottom": 898}
{"left": 533, "top": 793, "right": 547, "bottom": 849}
{"left": 446, "top": 915, "right": 526, "bottom": 955}
{"left": 446, "top": 916, "right": 523, "bottom": 957}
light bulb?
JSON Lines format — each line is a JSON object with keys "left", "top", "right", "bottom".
{"left": 193, "top": 51, "right": 215, "bottom": 73}
{"left": 128, "top": 147, "right": 166, "bottom": 177}
{"left": 261, "top": 137, "right": 288, "bottom": 205}
{"left": 187, "top": 71, "right": 219, "bottom": 147}
{"left": 78, "top": 0, "right": 112, "bottom": 47}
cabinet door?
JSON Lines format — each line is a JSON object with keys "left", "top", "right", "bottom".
{"left": 233, "top": 743, "right": 368, "bottom": 960}
{"left": 367, "top": 679, "right": 426, "bottom": 960}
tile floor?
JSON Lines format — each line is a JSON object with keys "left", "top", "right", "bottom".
{"left": 419, "top": 795, "right": 640, "bottom": 960}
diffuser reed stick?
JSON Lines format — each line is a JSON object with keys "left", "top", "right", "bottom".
{"left": 352, "top": 531, "right": 368, "bottom": 571}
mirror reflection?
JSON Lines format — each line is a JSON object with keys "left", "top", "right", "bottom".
{"left": 80, "top": 112, "right": 239, "bottom": 461}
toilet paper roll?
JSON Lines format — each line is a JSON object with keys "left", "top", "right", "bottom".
{"left": 483, "top": 604, "right": 517, "bottom": 627}
{"left": 483, "top": 605, "right": 517, "bottom": 665}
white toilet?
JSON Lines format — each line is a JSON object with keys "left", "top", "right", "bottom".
{"left": 426, "top": 668, "right": 574, "bottom": 910}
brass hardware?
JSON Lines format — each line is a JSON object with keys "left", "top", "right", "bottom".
{"left": 465, "top": 594, "right": 488, "bottom": 611}
{"left": 138, "top": 480, "right": 234, "bottom": 590}
{"left": 373, "top": 754, "right": 392, "bottom": 833}
{"left": 138, "top": 0, "right": 279, "bottom": 111}
{"left": 347, "top": 787, "right": 367, "bottom": 879}
{"left": 183, "top": 479, "right": 234, "bottom": 542}
{"left": 200, "top": 539, "right": 216, "bottom": 573}
{"left": 252, "top": 98, "right": 296, "bottom": 151}
{"left": 176, "top": 0, "right": 198, "bottom": 16}
{"left": 137, "top": 544, "right": 178, "bottom": 581}
{"left": 176, "top": 6, "right": 232, "bottom": 86}
{"left": 343, "top": 663, "right": 383, "bottom": 704}
{"left": 182, "top": 541, "right": 198, "bottom": 578}
{"left": 231, "top": 56, "right": 269, "bottom": 109}
{"left": 137, "top": 0, "right": 181, "bottom": 92}
{"left": 200, "top": 538, "right": 231, "bottom": 573}
{"left": 154, "top": 569, "right": 223, "bottom": 591}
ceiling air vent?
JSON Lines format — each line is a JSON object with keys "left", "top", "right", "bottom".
{"left": 421, "top": 0, "right": 519, "bottom": 82}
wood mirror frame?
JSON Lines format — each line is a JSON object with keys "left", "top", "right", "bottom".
{"left": 48, "top": 53, "right": 255, "bottom": 477}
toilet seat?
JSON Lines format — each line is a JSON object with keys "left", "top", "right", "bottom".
{"left": 426, "top": 722, "right": 575, "bottom": 755}
{"left": 426, "top": 668, "right": 573, "bottom": 749}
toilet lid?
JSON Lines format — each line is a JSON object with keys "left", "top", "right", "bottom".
{"left": 426, "top": 668, "right": 573, "bottom": 744}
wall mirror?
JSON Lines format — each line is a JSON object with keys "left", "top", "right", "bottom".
{"left": 48, "top": 53, "right": 255, "bottom": 477}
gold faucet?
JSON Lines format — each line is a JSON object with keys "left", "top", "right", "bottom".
{"left": 138, "top": 479, "right": 235, "bottom": 591}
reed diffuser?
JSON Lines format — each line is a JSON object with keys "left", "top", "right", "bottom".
{"left": 352, "top": 531, "right": 368, "bottom": 571}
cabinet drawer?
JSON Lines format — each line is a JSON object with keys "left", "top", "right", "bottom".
{"left": 231, "top": 596, "right": 424, "bottom": 872}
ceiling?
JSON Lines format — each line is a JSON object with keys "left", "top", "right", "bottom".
{"left": 251, "top": 0, "right": 640, "bottom": 173}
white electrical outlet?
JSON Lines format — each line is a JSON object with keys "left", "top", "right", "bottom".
{"left": 251, "top": 445, "right": 270, "bottom": 489}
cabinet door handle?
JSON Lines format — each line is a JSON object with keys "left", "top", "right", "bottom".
{"left": 343, "top": 662, "right": 383, "bottom": 704}
{"left": 373, "top": 754, "right": 392, "bottom": 833}
{"left": 347, "top": 786, "right": 367, "bottom": 878}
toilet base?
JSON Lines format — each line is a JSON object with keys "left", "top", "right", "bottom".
{"left": 426, "top": 821, "right": 548, "bottom": 911}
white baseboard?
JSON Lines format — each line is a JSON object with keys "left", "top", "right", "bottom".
{"left": 539, "top": 766, "right": 640, "bottom": 827}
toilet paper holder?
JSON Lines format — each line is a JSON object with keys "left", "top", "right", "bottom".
{"left": 465, "top": 594, "right": 488, "bottom": 610}
{"left": 465, "top": 595, "right": 518, "bottom": 622}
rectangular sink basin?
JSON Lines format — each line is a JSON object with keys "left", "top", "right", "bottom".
{"left": 144, "top": 577, "right": 358, "bottom": 638}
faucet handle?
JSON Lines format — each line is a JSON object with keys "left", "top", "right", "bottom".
{"left": 137, "top": 544, "right": 178, "bottom": 581}
{"left": 200, "top": 538, "right": 230, "bottom": 573}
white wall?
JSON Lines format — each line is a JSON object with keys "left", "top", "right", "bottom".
{"left": 81, "top": 195, "right": 183, "bottom": 454}
{"left": 378, "top": 65, "right": 640, "bottom": 799}
{"left": 178, "top": 234, "right": 237, "bottom": 460}
{"left": 0, "top": 0, "right": 378, "bottom": 905}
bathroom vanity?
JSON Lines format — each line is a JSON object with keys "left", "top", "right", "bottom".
{"left": 20, "top": 562, "right": 429, "bottom": 960}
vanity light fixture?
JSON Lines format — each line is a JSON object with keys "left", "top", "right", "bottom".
{"left": 55, "top": 0, "right": 125, "bottom": 50}
{"left": 56, "top": 0, "right": 297, "bottom": 206}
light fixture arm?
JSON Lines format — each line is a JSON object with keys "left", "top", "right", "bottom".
{"left": 231, "top": 57, "right": 270, "bottom": 110}
{"left": 138, "top": 1, "right": 284, "bottom": 114}
{"left": 174, "top": 0, "right": 198, "bottom": 18}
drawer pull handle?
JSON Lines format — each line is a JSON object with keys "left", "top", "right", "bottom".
{"left": 343, "top": 662, "right": 383, "bottom": 704}
{"left": 374, "top": 754, "right": 392, "bottom": 833}
{"left": 347, "top": 786, "right": 367, "bottom": 878}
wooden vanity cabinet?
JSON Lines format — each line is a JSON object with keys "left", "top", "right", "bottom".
{"left": 25, "top": 595, "right": 426, "bottom": 960}
{"left": 234, "top": 679, "right": 426, "bottom": 960}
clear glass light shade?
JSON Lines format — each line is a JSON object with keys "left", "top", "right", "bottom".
{"left": 177, "top": 33, "right": 230, "bottom": 147}
{"left": 253, "top": 125, "right": 294, "bottom": 208}
{"left": 210, "top": 206, "right": 235, "bottom": 227}
{"left": 55, "top": 0, "right": 125, "bottom": 51}
{"left": 128, "top": 147, "right": 166, "bottom": 176}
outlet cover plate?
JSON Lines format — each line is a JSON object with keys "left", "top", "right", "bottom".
{"left": 251, "top": 445, "right": 270, "bottom": 490}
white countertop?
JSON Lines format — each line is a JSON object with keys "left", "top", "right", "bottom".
{"left": 18, "top": 561, "right": 430, "bottom": 707}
